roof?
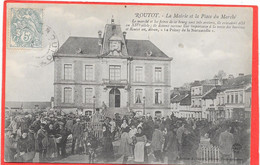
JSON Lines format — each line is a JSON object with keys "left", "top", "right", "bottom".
{"left": 57, "top": 37, "right": 169, "bottom": 58}
{"left": 170, "top": 88, "right": 189, "bottom": 99}
{"left": 190, "top": 81, "right": 202, "bottom": 87}
{"left": 126, "top": 39, "right": 168, "bottom": 58}
{"left": 5, "top": 101, "right": 51, "bottom": 109}
{"left": 222, "top": 74, "right": 251, "bottom": 90}
{"left": 57, "top": 37, "right": 100, "bottom": 55}
{"left": 202, "top": 87, "right": 221, "bottom": 100}
{"left": 171, "top": 93, "right": 191, "bottom": 106}
{"left": 245, "top": 87, "right": 251, "bottom": 92}
{"left": 171, "top": 94, "right": 186, "bottom": 103}
{"left": 180, "top": 94, "right": 191, "bottom": 106}
{"left": 56, "top": 23, "right": 170, "bottom": 59}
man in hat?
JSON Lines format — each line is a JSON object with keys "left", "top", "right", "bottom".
{"left": 17, "top": 130, "right": 36, "bottom": 162}
{"left": 219, "top": 126, "right": 234, "bottom": 163}
{"left": 177, "top": 122, "right": 186, "bottom": 158}
{"left": 71, "top": 118, "right": 84, "bottom": 154}
{"left": 57, "top": 122, "right": 69, "bottom": 158}
{"left": 65, "top": 117, "right": 74, "bottom": 133}
{"left": 37, "top": 122, "right": 48, "bottom": 162}
{"left": 32, "top": 116, "right": 41, "bottom": 133}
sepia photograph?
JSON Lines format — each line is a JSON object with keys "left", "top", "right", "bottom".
{"left": 2, "top": 1, "right": 257, "bottom": 165}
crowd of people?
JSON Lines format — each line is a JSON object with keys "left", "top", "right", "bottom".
{"left": 4, "top": 108, "right": 249, "bottom": 164}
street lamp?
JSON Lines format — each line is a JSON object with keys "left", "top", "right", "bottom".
{"left": 93, "top": 96, "right": 96, "bottom": 114}
{"left": 143, "top": 96, "right": 146, "bottom": 116}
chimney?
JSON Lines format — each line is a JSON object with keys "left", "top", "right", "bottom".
{"left": 238, "top": 73, "right": 244, "bottom": 77}
{"left": 111, "top": 17, "right": 115, "bottom": 24}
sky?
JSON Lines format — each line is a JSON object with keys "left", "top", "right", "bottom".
{"left": 5, "top": 3, "right": 253, "bottom": 101}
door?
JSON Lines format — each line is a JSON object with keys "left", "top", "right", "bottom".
{"left": 109, "top": 88, "right": 120, "bottom": 107}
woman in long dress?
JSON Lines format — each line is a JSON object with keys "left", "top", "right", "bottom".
{"left": 134, "top": 127, "right": 147, "bottom": 163}
{"left": 163, "top": 127, "right": 179, "bottom": 164}
{"left": 118, "top": 127, "right": 132, "bottom": 163}
{"left": 102, "top": 125, "right": 114, "bottom": 162}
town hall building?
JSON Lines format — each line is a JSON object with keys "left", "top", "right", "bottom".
{"left": 53, "top": 18, "right": 173, "bottom": 117}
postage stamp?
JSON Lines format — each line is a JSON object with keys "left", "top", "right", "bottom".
{"left": 9, "top": 8, "right": 43, "bottom": 48}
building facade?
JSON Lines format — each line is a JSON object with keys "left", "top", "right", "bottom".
{"left": 53, "top": 19, "right": 172, "bottom": 117}
{"left": 170, "top": 89, "right": 191, "bottom": 118}
{"left": 190, "top": 83, "right": 215, "bottom": 119}
{"left": 171, "top": 74, "right": 252, "bottom": 121}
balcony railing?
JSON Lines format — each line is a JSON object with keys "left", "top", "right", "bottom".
{"left": 102, "top": 79, "right": 128, "bottom": 86}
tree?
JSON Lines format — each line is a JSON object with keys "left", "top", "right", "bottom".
{"left": 214, "top": 70, "right": 227, "bottom": 80}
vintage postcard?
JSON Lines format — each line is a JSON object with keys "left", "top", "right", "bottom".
{"left": 1, "top": 1, "right": 259, "bottom": 165}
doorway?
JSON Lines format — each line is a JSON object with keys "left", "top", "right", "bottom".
{"left": 109, "top": 88, "right": 120, "bottom": 107}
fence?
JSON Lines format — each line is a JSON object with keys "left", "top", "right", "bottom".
{"left": 85, "top": 122, "right": 104, "bottom": 139}
{"left": 197, "top": 142, "right": 237, "bottom": 164}
{"left": 65, "top": 122, "right": 103, "bottom": 153}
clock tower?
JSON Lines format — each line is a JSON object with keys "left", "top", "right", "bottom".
{"left": 109, "top": 35, "right": 122, "bottom": 55}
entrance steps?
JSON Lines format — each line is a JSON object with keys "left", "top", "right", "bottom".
{"left": 103, "top": 107, "right": 130, "bottom": 118}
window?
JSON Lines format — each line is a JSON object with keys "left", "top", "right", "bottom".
{"left": 109, "top": 65, "right": 121, "bottom": 81}
{"left": 227, "top": 95, "right": 230, "bottom": 103}
{"left": 64, "top": 87, "right": 72, "bottom": 103}
{"left": 135, "top": 66, "right": 143, "bottom": 82}
{"left": 222, "top": 97, "right": 224, "bottom": 105}
{"left": 231, "top": 95, "right": 234, "bottom": 103}
{"left": 135, "top": 89, "right": 143, "bottom": 104}
{"left": 155, "top": 89, "right": 162, "bottom": 104}
{"left": 235, "top": 94, "right": 238, "bottom": 103}
{"left": 85, "top": 88, "right": 93, "bottom": 103}
{"left": 240, "top": 92, "right": 243, "bottom": 103}
{"left": 64, "top": 64, "right": 72, "bottom": 80}
{"left": 154, "top": 67, "right": 162, "bottom": 82}
{"left": 85, "top": 65, "right": 94, "bottom": 81}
